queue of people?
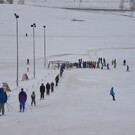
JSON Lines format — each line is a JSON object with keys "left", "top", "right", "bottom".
{"left": 0, "top": 58, "right": 130, "bottom": 115}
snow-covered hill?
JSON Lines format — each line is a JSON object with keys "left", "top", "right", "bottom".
{"left": 0, "top": 3, "right": 135, "bottom": 135}
{"left": 12, "top": 0, "right": 131, "bottom": 10}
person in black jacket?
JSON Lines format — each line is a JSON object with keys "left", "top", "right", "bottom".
{"left": 46, "top": 82, "right": 50, "bottom": 96}
{"left": 40, "top": 83, "right": 45, "bottom": 100}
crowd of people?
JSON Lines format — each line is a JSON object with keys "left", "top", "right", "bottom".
{"left": 0, "top": 57, "right": 130, "bottom": 116}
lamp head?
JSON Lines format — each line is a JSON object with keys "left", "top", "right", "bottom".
{"left": 14, "top": 13, "right": 19, "bottom": 18}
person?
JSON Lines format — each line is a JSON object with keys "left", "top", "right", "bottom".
{"left": 27, "top": 59, "right": 30, "bottom": 65}
{"left": 46, "top": 82, "right": 50, "bottom": 95}
{"left": 51, "top": 82, "right": 54, "bottom": 92}
{"left": 107, "top": 63, "right": 109, "bottom": 70}
{"left": 126, "top": 65, "right": 129, "bottom": 72}
{"left": 55, "top": 74, "right": 59, "bottom": 86}
{"left": 18, "top": 88, "right": 27, "bottom": 112}
{"left": 40, "top": 83, "right": 45, "bottom": 100}
{"left": 31, "top": 91, "right": 36, "bottom": 106}
{"left": 123, "top": 59, "right": 126, "bottom": 65}
{"left": 110, "top": 87, "right": 115, "bottom": 101}
{"left": 0, "top": 88, "right": 7, "bottom": 116}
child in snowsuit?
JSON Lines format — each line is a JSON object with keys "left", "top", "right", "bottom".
{"left": 110, "top": 87, "right": 115, "bottom": 101}
{"left": 31, "top": 91, "right": 36, "bottom": 106}
{"left": 19, "top": 88, "right": 27, "bottom": 112}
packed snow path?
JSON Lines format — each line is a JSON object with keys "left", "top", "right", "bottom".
{"left": 1, "top": 66, "right": 135, "bottom": 135}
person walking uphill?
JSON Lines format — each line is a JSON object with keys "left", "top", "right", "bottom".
{"left": 0, "top": 88, "right": 7, "bottom": 116}
{"left": 55, "top": 74, "right": 59, "bottom": 86}
{"left": 51, "top": 82, "right": 54, "bottom": 93}
{"left": 46, "top": 82, "right": 50, "bottom": 96}
{"left": 110, "top": 87, "right": 115, "bottom": 101}
{"left": 40, "top": 83, "right": 45, "bottom": 100}
{"left": 19, "top": 88, "right": 27, "bottom": 112}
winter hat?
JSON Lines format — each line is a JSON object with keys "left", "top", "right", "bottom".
{"left": 0, "top": 88, "right": 4, "bottom": 92}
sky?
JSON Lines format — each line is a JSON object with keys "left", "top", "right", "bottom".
{"left": 0, "top": 1, "right": 135, "bottom": 135}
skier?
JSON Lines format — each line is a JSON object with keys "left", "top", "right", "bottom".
{"left": 31, "top": 91, "right": 36, "bottom": 106}
{"left": 46, "top": 83, "right": 50, "bottom": 95}
{"left": 18, "top": 88, "right": 27, "bottom": 112}
{"left": 0, "top": 88, "right": 7, "bottom": 116}
{"left": 110, "top": 87, "right": 115, "bottom": 101}
{"left": 51, "top": 82, "right": 54, "bottom": 92}
{"left": 40, "top": 83, "right": 45, "bottom": 100}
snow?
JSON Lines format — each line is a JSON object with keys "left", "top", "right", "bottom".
{"left": 0, "top": 2, "right": 135, "bottom": 135}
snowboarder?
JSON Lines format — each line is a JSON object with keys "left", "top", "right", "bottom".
{"left": 46, "top": 82, "right": 50, "bottom": 95}
{"left": 51, "top": 82, "right": 54, "bottom": 92}
{"left": 18, "top": 88, "right": 27, "bottom": 112}
{"left": 40, "top": 83, "right": 45, "bottom": 100}
{"left": 110, "top": 87, "right": 115, "bottom": 101}
{"left": 31, "top": 91, "right": 36, "bottom": 106}
{"left": 0, "top": 88, "right": 7, "bottom": 116}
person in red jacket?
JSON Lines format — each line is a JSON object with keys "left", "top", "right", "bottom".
{"left": 18, "top": 88, "right": 27, "bottom": 112}
{"left": 51, "top": 82, "right": 54, "bottom": 93}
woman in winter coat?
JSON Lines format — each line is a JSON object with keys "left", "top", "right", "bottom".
{"left": 51, "top": 82, "right": 54, "bottom": 92}
{"left": 110, "top": 87, "right": 115, "bottom": 101}
{"left": 0, "top": 88, "right": 7, "bottom": 115}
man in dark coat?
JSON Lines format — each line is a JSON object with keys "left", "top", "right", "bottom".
{"left": 46, "top": 83, "right": 50, "bottom": 95}
{"left": 40, "top": 83, "right": 45, "bottom": 100}
{"left": 55, "top": 74, "right": 59, "bottom": 86}
{"left": 0, "top": 88, "right": 7, "bottom": 116}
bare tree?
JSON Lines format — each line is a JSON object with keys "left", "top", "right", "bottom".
{"left": 7, "top": 0, "right": 13, "bottom": 4}
{"left": 0, "top": 0, "right": 4, "bottom": 4}
{"left": 130, "top": 0, "right": 135, "bottom": 15}
{"left": 18, "top": 0, "right": 24, "bottom": 4}
{"left": 119, "top": 0, "right": 125, "bottom": 10}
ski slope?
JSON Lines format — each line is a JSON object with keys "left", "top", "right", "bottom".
{"left": 0, "top": 3, "right": 135, "bottom": 135}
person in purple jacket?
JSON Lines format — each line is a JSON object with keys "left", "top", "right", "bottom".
{"left": 18, "top": 88, "right": 27, "bottom": 112}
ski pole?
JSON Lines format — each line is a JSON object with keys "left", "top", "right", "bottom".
{"left": 26, "top": 102, "right": 32, "bottom": 111}
{"left": 6, "top": 102, "right": 13, "bottom": 110}
{"left": 6, "top": 103, "right": 10, "bottom": 112}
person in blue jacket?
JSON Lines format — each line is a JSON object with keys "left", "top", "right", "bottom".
{"left": 0, "top": 88, "right": 7, "bottom": 116}
{"left": 110, "top": 87, "right": 115, "bottom": 101}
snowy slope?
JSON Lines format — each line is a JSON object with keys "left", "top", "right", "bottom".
{"left": 14, "top": 0, "right": 131, "bottom": 10}
{"left": 0, "top": 3, "right": 135, "bottom": 135}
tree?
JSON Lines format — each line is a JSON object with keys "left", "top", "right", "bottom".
{"left": 130, "top": 0, "right": 135, "bottom": 15}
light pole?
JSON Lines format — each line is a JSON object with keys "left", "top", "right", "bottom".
{"left": 14, "top": 13, "right": 19, "bottom": 87}
{"left": 31, "top": 23, "right": 36, "bottom": 78}
{"left": 43, "top": 25, "right": 46, "bottom": 68}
